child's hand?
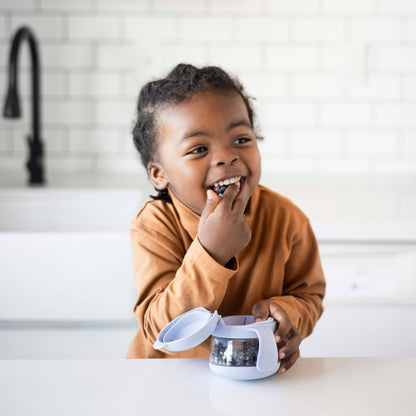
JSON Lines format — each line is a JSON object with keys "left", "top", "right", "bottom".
{"left": 252, "top": 300, "right": 302, "bottom": 374}
{"left": 198, "top": 182, "right": 251, "bottom": 266}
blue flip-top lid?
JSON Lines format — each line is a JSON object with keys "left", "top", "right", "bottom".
{"left": 153, "top": 307, "right": 219, "bottom": 352}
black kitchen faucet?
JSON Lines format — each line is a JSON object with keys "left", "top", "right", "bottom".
{"left": 3, "top": 26, "right": 45, "bottom": 185}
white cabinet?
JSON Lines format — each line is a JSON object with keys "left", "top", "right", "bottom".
{"left": 0, "top": 232, "right": 137, "bottom": 321}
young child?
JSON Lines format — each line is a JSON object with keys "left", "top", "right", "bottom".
{"left": 127, "top": 63, "right": 326, "bottom": 374}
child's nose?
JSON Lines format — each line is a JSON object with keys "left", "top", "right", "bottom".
{"left": 214, "top": 147, "right": 239, "bottom": 166}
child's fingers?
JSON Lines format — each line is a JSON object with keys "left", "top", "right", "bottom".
{"left": 231, "top": 197, "right": 248, "bottom": 216}
{"left": 268, "top": 302, "right": 292, "bottom": 342}
{"left": 278, "top": 348, "right": 300, "bottom": 374}
{"left": 200, "top": 189, "right": 219, "bottom": 221}
{"left": 252, "top": 300, "right": 270, "bottom": 323}
{"left": 218, "top": 182, "right": 240, "bottom": 211}
{"left": 278, "top": 327, "right": 302, "bottom": 360}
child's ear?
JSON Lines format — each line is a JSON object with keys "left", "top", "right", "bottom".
{"left": 147, "top": 162, "right": 169, "bottom": 191}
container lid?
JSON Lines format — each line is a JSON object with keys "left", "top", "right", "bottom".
{"left": 153, "top": 307, "right": 219, "bottom": 352}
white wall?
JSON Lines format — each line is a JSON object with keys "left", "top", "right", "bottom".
{"left": 1, "top": 0, "right": 416, "bottom": 222}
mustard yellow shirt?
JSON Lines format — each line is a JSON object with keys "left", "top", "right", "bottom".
{"left": 127, "top": 185, "right": 325, "bottom": 358}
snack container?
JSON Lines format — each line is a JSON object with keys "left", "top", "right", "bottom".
{"left": 153, "top": 307, "right": 280, "bottom": 380}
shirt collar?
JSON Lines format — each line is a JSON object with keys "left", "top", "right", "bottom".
{"left": 168, "top": 186, "right": 261, "bottom": 240}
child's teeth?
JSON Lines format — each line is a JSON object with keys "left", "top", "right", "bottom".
{"left": 213, "top": 176, "right": 241, "bottom": 190}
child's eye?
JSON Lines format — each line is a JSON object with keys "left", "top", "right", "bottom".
{"left": 234, "top": 137, "right": 251, "bottom": 145}
{"left": 187, "top": 146, "right": 208, "bottom": 155}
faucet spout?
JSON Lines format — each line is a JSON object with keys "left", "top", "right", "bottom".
{"left": 3, "top": 26, "right": 45, "bottom": 185}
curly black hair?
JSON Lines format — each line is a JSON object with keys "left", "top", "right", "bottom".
{"left": 132, "top": 63, "right": 260, "bottom": 201}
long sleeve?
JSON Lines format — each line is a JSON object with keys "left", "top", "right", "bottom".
{"left": 269, "top": 219, "right": 326, "bottom": 339}
{"left": 130, "top": 206, "right": 238, "bottom": 347}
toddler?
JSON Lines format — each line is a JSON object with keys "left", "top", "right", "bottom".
{"left": 127, "top": 64, "right": 326, "bottom": 374}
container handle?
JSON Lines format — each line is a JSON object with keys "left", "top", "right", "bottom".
{"left": 252, "top": 326, "right": 279, "bottom": 372}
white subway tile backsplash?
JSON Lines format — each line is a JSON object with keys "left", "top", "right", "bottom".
{"left": 210, "top": 0, "right": 264, "bottom": 14}
{"left": 209, "top": 45, "right": 262, "bottom": 72}
{"left": 344, "top": 190, "right": 399, "bottom": 220}
{"left": 372, "top": 159, "right": 416, "bottom": 175}
{"left": 0, "top": 0, "right": 35, "bottom": 11}
{"left": 0, "top": 128, "right": 10, "bottom": 153}
{"left": 293, "top": 18, "right": 345, "bottom": 42}
{"left": 42, "top": 44, "right": 93, "bottom": 69}
{"left": 68, "top": 127, "right": 120, "bottom": 154}
{"left": 262, "top": 156, "right": 317, "bottom": 173}
{"left": 11, "top": 14, "right": 64, "bottom": 40}
{"left": 0, "top": 15, "right": 7, "bottom": 39}
{"left": 321, "top": 104, "right": 372, "bottom": 127}
{"left": 155, "top": 0, "right": 205, "bottom": 13}
{"left": 95, "top": 99, "right": 135, "bottom": 127}
{"left": 370, "top": 46, "right": 416, "bottom": 71}
{"left": 0, "top": 44, "right": 8, "bottom": 68}
{"left": 398, "top": 192, "right": 416, "bottom": 220}
{"left": 405, "top": 19, "right": 416, "bottom": 42}
{"left": 240, "top": 73, "right": 289, "bottom": 99}
{"left": 68, "top": 72, "right": 122, "bottom": 97}
{"left": 346, "top": 131, "right": 398, "bottom": 156}
{"left": 10, "top": 125, "right": 67, "bottom": 155}
{"left": 123, "top": 70, "right": 160, "bottom": 100}
{"left": 292, "top": 131, "right": 343, "bottom": 155}
{"left": 44, "top": 100, "right": 93, "bottom": 125}
{"left": 161, "top": 44, "right": 208, "bottom": 73}
{"left": 45, "top": 156, "right": 94, "bottom": 173}
{"left": 264, "top": 103, "right": 316, "bottom": 127}
{"left": 94, "top": 153, "right": 143, "bottom": 173}
{"left": 321, "top": 0, "right": 376, "bottom": 14}
{"left": 293, "top": 74, "right": 344, "bottom": 99}
{"left": 68, "top": 16, "right": 120, "bottom": 41}
{"left": 179, "top": 17, "right": 233, "bottom": 41}
{"left": 125, "top": 16, "right": 177, "bottom": 41}
{"left": 41, "top": 127, "right": 67, "bottom": 154}
{"left": 265, "top": 0, "right": 319, "bottom": 14}
{"left": 40, "top": 0, "right": 92, "bottom": 11}
{"left": 403, "top": 131, "right": 416, "bottom": 155}
{"left": 96, "top": 44, "right": 150, "bottom": 70}
{"left": 96, "top": 0, "right": 150, "bottom": 12}
{"left": 235, "top": 17, "right": 288, "bottom": 42}
{"left": 349, "top": 18, "right": 402, "bottom": 42}
{"left": 258, "top": 130, "right": 288, "bottom": 156}
{"left": 376, "top": 104, "right": 416, "bottom": 127}
{"left": 0, "top": 0, "right": 415, "bottom": 194}
{"left": 317, "top": 158, "right": 371, "bottom": 174}
{"left": 265, "top": 45, "right": 318, "bottom": 70}
{"left": 346, "top": 75, "right": 400, "bottom": 100}
{"left": 18, "top": 71, "right": 66, "bottom": 97}
{"left": 378, "top": 0, "right": 416, "bottom": 14}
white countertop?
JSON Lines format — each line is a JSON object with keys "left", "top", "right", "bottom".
{"left": 0, "top": 357, "right": 414, "bottom": 416}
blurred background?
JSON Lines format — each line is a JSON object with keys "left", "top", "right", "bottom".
{"left": 0, "top": 0, "right": 415, "bottom": 359}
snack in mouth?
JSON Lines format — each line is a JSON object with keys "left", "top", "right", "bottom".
{"left": 210, "top": 176, "right": 242, "bottom": 196}
{"left": 218, "top": 185, "right": 228, "bottom": 196}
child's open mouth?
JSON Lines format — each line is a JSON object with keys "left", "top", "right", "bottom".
{"left": 209, "top": 176, "right": 245, "bottom": 196}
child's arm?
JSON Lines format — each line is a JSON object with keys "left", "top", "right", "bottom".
{"left": 253, "top": 219, "right": 325, "bottom": 373}
{"left": 130, "top": 199, "right": 241, "bottom": 348}
{"left": 131, "top": 183, "right": 252, "bottom": 348}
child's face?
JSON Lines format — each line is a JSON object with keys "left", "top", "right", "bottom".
{"left": 148, "top": 90, "right": 261, "bottom": 215}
